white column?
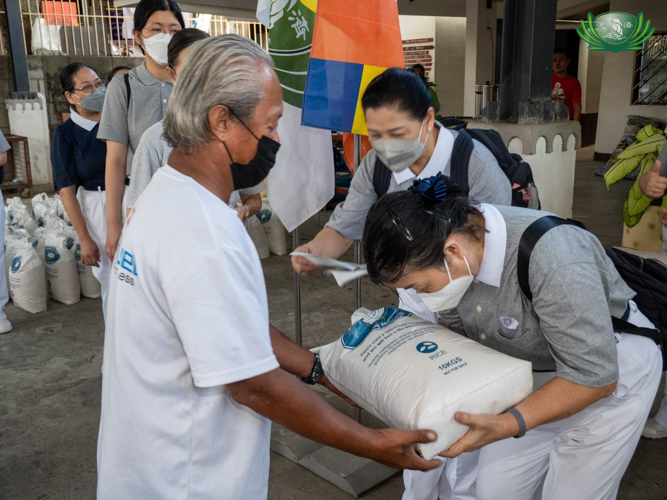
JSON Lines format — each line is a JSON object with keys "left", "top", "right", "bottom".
{"left": 463, "top": 0, "right": 497, "bottom": 116}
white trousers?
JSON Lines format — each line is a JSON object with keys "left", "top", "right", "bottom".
{"left": 476, "top": 333, "right": 661, "bottom": 500}
{"left": 398, "top": 288, "right": 479, "bottom": 500}
{"left": 76, "top": 188, "right": 128, "bottom": 321}
{"left": 0, "top": 194, "right": 8, "bottom": 320}
{"left": 654, "top": 373, "right": 667, "bottom": 428}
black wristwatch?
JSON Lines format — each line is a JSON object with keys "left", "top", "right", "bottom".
{"left": 300, "top": 353, "right": 324, "bottom": 385}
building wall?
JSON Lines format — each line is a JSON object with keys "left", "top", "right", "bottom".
{"left": 595, "top": 1, "right": 667, "bottom": 155}
{"left": 399, "top": 15, "right": 437, "bottom": 82}
{"left": 0, "top": 55, "right": 143, "bottom": 137}
{"left": 435, "top": 17, "right": 466, "bottom": 117}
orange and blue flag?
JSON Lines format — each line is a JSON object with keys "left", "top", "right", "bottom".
{"left": 301, "top": 0, "right": 405, "bottom": 135}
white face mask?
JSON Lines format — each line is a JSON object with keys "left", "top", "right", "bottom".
{"left": 370, "top": 119, "right": 429, "bottom": 173}
{"left": 417, "top": 255, "right": 474, "bottom": 312}
{"left": 141, "top": 32, "right": 172, "bottom": 66}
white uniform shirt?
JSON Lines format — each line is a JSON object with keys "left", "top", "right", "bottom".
{"left": 97, "top": 166, "right": 279, "bottom": 499}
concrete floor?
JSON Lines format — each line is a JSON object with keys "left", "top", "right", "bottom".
{"left": 0, "top": 146, "right": 666, "bottom": 499}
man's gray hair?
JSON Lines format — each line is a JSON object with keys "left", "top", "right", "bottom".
{"left": 163, "top": 34, "right": 274, "bottom": 151}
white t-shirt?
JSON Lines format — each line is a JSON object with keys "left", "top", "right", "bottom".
{"left": 97, "top": 165, "right": 279, "bottom": 499}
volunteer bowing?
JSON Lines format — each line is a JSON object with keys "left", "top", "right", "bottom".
{"left": 50, "top": 63, "right": 110, "bottom": 317}
{"left": 362, "top": 173, "right": 662, "bottom": 500}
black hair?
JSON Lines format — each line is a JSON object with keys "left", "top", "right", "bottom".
{"left": 60, "top": 62, "right": 97, "bottom": 94}
{"left": 361, "top": 67, "right": 433, "bottom": 122}
{"left": 363, "top": 176, "right": 484, "bottom": 286}
{"left": 554, "top": 48, "right": 569, "bottom": 58}
{"left": 133, "top": 0, "right": 185, "bottom": 55}
{"left": 108, "top": 66, "right": 132, "bottom": 83}
{"left": 411, "top": 63, "right": 425, "bottom": 73}
{"left": 168, "top": 28, "right": 210, "bottom": 69}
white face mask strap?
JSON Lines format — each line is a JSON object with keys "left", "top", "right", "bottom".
{"left": 443, "top": 256, "right": 453, "bottom": 283}
{"left": 418, "top": 118, "right": 428, "bottom": 145}
{"left": 462, "top": 255, "right": 472, "bottom": 276}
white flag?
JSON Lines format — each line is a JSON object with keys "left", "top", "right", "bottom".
{"left": 257, "top": 0, "right": 334, "bottom": 232}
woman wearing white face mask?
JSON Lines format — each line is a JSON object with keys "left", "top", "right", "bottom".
{"left": 97, "top": 0, "right": 184, "bottom": 269}
{"left": 292, "top": 68, "right": 511, "bottom": 325}
{"left": 363, "top": 173, "right": 662, "bottom": 500}
{"left": 292, "top": 67, "right": 511, "bottom": 500}
{"left": 51, "top": 63, "right": 110, "bottom": 315}
{"left": 126, "top": 28, "right": 264, "bottom": 222}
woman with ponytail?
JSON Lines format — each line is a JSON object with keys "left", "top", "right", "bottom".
{"left": 363, "top": 173, "right": 662, "bottom": 500}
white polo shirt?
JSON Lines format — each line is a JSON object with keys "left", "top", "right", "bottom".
{"left": 97, "top": 166, "right": 279, "bottom": 499}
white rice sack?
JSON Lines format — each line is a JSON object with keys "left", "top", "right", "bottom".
{"left": 5, "top": 234, "right": 29, "bottom": 290}
{"left": 316, "top": 307, "right": 534, "bottom": 460}
{"left": 11, "top": 209, "right": 37, "bottom": 237}
{"left": 65, "top": 229, "right": 101, "bottom": 299}
{"left": 6, "top": 197, "right": 26, "bottom": 222}
{"left": 257, "top": 200, "right": 287, "bottom": 256}
{"left": 44, "top": 231, "right": 80, "bottom": 305}
{"left": 246, "top": 215, "right": 270, "bottom": 259}
{"left": 9, "top": 239, "right": 47, "bottom": 314}
{"left": 33, "top": 227, "right": 47, "bottom": 266}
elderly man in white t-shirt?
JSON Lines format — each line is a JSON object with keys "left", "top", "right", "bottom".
{"left": 97, "top": 34, "right": 441, "bottom": 499}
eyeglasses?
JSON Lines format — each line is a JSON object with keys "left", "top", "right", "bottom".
{"left": 72, "top": 80, "right": 104, "bottom": 95}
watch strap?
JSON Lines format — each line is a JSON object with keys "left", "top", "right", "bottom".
{"left": 300, "top": 353, "right": 323, "bottom": 385}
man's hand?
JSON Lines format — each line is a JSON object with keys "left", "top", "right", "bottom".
{"left": 368, "top": 428, "right": 442, "bottom": 471}
{"left": 80, "top": 235, "right": 101, "bottom": 267}
{"left": 638, "top": 160, "right": 667, "bottom": 200}
{"left": 659, "top": 208, "right": 667, "bottom": 229}
{"left": 105, "top": 221, "right": 123, "bottom": 261}
{"left": 439, "top": 411, "right": 519, "bottom": 458}
{"left": 234, "top": 205, "right": 249, "bottom": 221}
{"left": 291, "top": 242, "right": 323, "bottom": 276}
{"left": 319, "top": 374, "right": 360, "bottom": 408}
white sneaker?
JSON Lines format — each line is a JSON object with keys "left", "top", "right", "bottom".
{"left": 0, "top": 318, "right": 12, "bottom": 334}
{"left": 642, "top": 418, "right": 667, "bottom": 439}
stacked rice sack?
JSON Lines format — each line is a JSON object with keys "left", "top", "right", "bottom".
{"left": 245, "top": 199, "right": 288, "bottom": 259}
{"left": 3, "top": 193, "right": 101, "bottom": 313}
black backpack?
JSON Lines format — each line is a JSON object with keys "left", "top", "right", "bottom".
{"left": 517, "top": 215, "right": 667, "bottom": 368}
{"left": 372, "top": 119, "right": 540, "bottom": 209}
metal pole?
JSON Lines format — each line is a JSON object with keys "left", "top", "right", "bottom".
{"left": 292, "top": 227, "right": 302, "bottom": 346}
{"left": 5, "top": 0, "right": 30, "bottom": 92}
{"left": 353, "top": 134, "right": 362, "bottom": 423}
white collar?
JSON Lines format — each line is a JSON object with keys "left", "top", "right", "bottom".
{"left": 475, "top": 204, "right": 507, "bottom": 288}
{"left": 392, "top": 121, "right": 455, "bottom": 185}
{"left": 69, "top": 108, "right": 98, "bottom": 132}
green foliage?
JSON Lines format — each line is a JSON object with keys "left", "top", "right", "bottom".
{"left": 617, "top": 133, "right": 664, "bottom": 160}
{"left": 604, "top": 155, "right": 642, "bottom": 191}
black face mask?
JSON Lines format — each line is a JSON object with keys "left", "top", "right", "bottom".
{"left": 222, "top": 111, "right": 280, "bottom": 191}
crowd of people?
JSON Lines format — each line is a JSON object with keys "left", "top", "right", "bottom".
{"left": 0, "top": 0, "right": 665, "bottom": 497}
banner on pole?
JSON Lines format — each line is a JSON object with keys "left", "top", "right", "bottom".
{"left": 301, "top": 0, "right": 405, "bottom": 135}
{"left": 257, "top": 0, "right": 334, "bottom": 232}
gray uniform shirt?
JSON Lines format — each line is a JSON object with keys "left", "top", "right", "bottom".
{"left": 98, "top": 63, "right": 172, "bottom": 175}
{"left": 0, "top": 130, "right": 10, "bottom": 154}
{"left": 127, "top": 120, "right": 264, "bottom": 209}
{"left": 438, "top": 204, "right": 635, "bottom": 388}
{"left": 326, "top": 126, "right": 512, "bottom": 240}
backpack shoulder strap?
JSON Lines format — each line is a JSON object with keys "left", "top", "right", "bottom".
{"left": 518, "top": 216, "right": 586, "bottom": 301}
{"left": 372, "top": 157, "right": 392, "bottom": 198}
{"left": 450, "top": 129, "right": 473, "bottom": 196}
{"left": 124, "top": 73, "right": 131, "bottom": 109}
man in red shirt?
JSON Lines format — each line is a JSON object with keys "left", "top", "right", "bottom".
{"left": 552, "top": 49, "right": 581, "bottom": 121}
